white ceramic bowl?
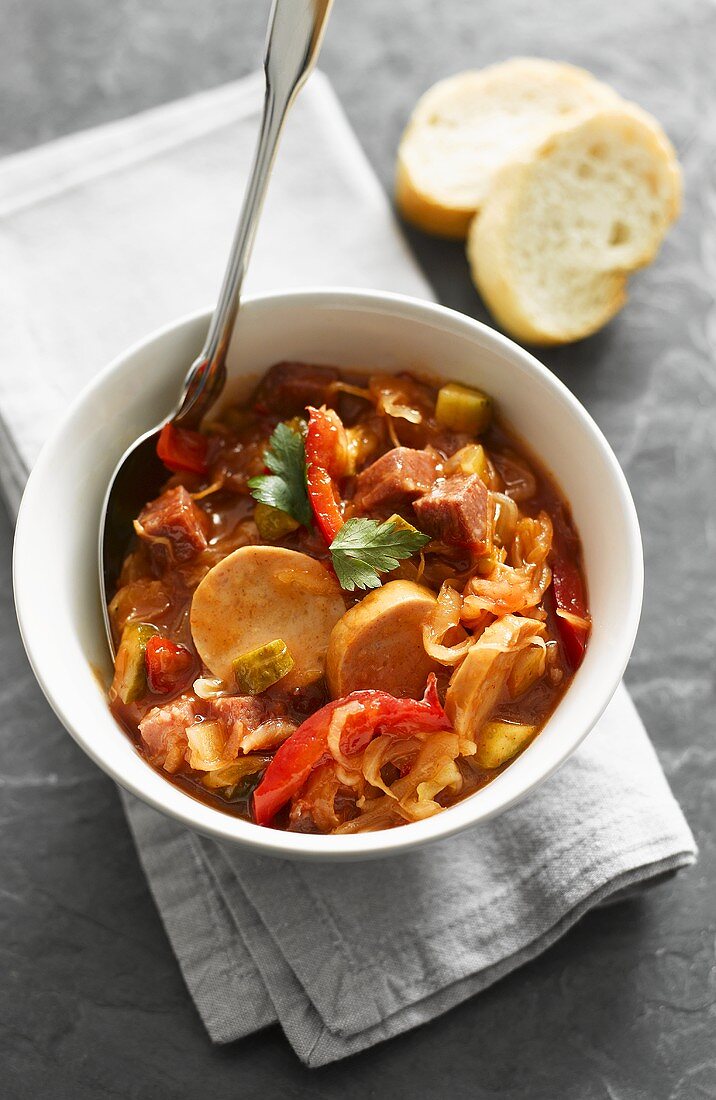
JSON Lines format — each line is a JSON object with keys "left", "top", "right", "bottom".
{"left": 13, "top": 289, "right": 642, "bottom": 860}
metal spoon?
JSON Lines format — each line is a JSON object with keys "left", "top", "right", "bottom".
{"left": 99, "top": 0, "right": 333, "bottom": 652}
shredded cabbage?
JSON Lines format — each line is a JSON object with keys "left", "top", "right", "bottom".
{"left": 446, "top": 615, "right": 546, "bottom": 742}
{"left": 369, "top": 375, "right": 424, "bottom": 424}
{"left": 492, "top": 491, "right": 519, "bottom": 548}
{"left": 361, "top": 734, "right": 423, "bottom": 796}
{"left": 108, "top": 579, "right": 170, "bottom": 639}
{"left": 193, "top": 676, "right": 230, "bottom": 700}
{"left": 190, "top": 478, "right": 225, "bottom": 501}
{"left": 202, "top": 755, "right": 268, "bottom": 789}
{"left": 556, "top": 608, "right": 591, "bottom": 631}
{"left": 133, "top": 519, "right": 174, "bottom": 557}
{"left": 240, "top": 718, "right": 297, "bottom": 754}
{"left": 186, "top": 720, "right": 226, "bottom": 771}
{"left": 506, "top": 638, "right": 547, "bottom": 697}
{"left": 423, "top": 582, "right": 474, "bottom": 665}
{"left": 325, "top": 701, "right": 365, "bottom": 770}
{"left": 462, "top": 512, "right": 552, "bottom": 621}
{"left": 336, "top": 732, "right": 466, "bottom": 831}
{"left": 289, "top": 764, "right": 348, "bottom": 832}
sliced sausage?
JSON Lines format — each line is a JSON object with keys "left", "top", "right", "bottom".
{"left": 191, "top": 546, "right": 345, "bottom": 691}
{"left": 326, "top": 579, "right": 440, "bottom": 700}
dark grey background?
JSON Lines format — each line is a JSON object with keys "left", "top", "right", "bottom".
{"left": 1, "top": 1, "right": 714, "bottom": 1096}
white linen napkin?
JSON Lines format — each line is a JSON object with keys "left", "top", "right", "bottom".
{"left": 0, "top": 71, "right": 695, "bottom": 1066}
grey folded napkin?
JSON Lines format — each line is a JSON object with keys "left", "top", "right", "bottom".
{"left": 0, "top": 71, "right": 696, "bottom": 1066}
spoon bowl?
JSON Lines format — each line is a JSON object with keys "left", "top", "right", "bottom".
{"left": 99, "top": 0, "right": 333, "bottom": 650}
{"left": 100, "top": 430, "right": 166, "bottom": 652}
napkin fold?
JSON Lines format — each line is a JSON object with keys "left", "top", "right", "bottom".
{"left": 0, "top": 71, "right": 696, "bottom": 1066}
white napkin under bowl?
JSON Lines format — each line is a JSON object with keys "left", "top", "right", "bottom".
{"left": 0, "top": 71, "right": 696, "bottom": 1065}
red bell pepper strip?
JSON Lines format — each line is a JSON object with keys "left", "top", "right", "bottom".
{"left": 157, "top": 422, "right": 209, "bottom": 475}
{"left": 551, "top": 552, "right": 590, "bottom": 671}
{"left": 253, "top": 674, "right": 451, "bottom": 826}
{"left": 145, "top": 635, "right": 195, "bottom": 695}
{"left": 305, "top": 406, "right": 346, "bottom": 544}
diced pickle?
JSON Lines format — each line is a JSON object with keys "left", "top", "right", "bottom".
{"left": 436, "top": 383, "right": 493, "bottom": 435}
{"left": 233, "top": 639, "right": 295, "bottom": 694}
{"left": 445, "top": 443, "right": 489, "bottom": 481}
{"left": 386, "top": 513, "right": 421, "bottom": 535}
{"left": 111, "top": 622, "right": 158, "bottom": 704}
{"left": 254, "top": 501, "right": 301, "bottom": 541}
{"left": 475, "top": 720, "right": 537, "bottom": 769}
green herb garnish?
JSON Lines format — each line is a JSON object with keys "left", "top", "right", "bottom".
{"left": 248, "top": 421, "right": 311, "bottom": 528}
{"left": 329, "top": 517, "right": 430, "bottom": 592}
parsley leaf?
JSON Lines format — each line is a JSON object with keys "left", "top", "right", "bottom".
{"left": 248, "top": 421, "right": 312, "bottom": 528}
{"left": 330, "top": 517, "right": 431, "bottom": 592}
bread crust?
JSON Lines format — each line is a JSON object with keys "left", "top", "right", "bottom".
{"left": 395, "top": 156, "right": 474, "bottom": 239}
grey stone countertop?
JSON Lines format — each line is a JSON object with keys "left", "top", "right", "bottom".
{"left": 1, "top": 0, "right": 714, "bottom": 1096}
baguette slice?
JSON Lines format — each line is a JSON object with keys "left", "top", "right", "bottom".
{"left": 396, "top": 58, "right": 622, "bottom": 239}
{"left": 466, "top": 107, "right": 682, "bottom": 346}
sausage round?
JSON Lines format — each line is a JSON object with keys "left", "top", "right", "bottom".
{"left": 326, "top": 579, "right": 440, "bottom": 700}
{"left": 191, "top": 546, "right": 346, "bottom": 691}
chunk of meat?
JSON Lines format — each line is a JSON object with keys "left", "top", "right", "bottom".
{"left": 209, "top": 694, "right": 265, "bottom": 736}
{"left": 327, "top": 580, "right": 440, "bottom": 699}
{"left": 138, "top": 692, "right": 293, "bottom": 775}
{"left": 191, "top": 546, "right": 346, "bottom": 690}
{"left": 252, "top": 361, "right": 339, "bottom": 416}
{"left": 445, "top": 615, "right": 545, "bottom": 742}
{"left": 208, "top": 695, "right": 295, "bottom": 754}
{"left": 353, "top": 447, "right": 439, "bottom": 511}
{"left": 138, "top": 694, "right": 197, "bottom": 773}
{"left": 413, "top": 474, "right": 490, "bottom": 550}
{"left": 136, "top": 486, "right": 209, "bottom": 563}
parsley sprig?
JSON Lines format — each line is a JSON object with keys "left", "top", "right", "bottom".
{"left": 330, "top": 517, "right": 430, "bottom": 592}
{"left": 249, "top": 422, "right": 430, "bottom": 590}
{"left": 248, "top": 421, "right": 312, "bottom": 528}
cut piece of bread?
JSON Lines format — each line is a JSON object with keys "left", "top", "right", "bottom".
{"left": 466, "top": 106, "right": 682, "bottom": 346}
{"left": 396, "top": 58, "right": 622, "bottom": 239}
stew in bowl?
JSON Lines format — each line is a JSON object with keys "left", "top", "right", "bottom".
{"left": 107, "top": 361, "right": 590, "bottom": 834}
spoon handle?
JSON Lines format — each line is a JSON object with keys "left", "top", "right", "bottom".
{"left": 175, "top": 0, "right": 333, "bottom": 428}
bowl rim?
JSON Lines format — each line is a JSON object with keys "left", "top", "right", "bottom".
{"left": 13, "top": 286, "right": 643, "bottom": 860}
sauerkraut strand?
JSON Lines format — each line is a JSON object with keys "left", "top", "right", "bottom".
{"left": 423, "top": 582, "right": 474, "bottom": 665}
{"left": 253, "top": 675, "right": 451, "bottom": 826}
{"left": 462, "top": 511, "right": 552, "bottom": 620}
